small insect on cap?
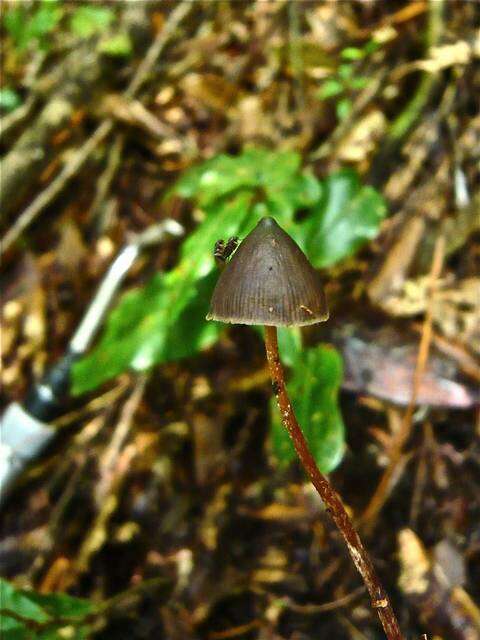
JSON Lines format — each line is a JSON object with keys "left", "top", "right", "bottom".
{"left": 207, "top": 217, "right": 329, "bottom": 326}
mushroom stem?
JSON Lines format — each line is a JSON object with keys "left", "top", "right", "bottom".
{"left": 264, "top": 325, "right": 403, "bottom": 640}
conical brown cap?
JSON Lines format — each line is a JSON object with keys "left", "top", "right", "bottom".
{"left": 207, "top": 217, "right": 328, "bottom": 326}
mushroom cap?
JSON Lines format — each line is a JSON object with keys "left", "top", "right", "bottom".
{"left": 207, "top": 217, "right": 329, "bottom": 326}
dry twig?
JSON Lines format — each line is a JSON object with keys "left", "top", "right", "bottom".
{"left": 360, "top": 235, "right": 446, "bottom": 532}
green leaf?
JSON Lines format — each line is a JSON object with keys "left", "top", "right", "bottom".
{"left": 29, "top": 1, "right": 62, "bottom": 45}
{"left": 0, "top": 88, "right": 22, "bottom": 113}
{"left": 276, "top": 327, "right": 302, "bottom": 369}
{"left": 0, "top": 579, "right": 50, "bottom": 626}
{"left": 271, "top": 345, "right": 344, "bottom": 473}
{"left": 336, "top": 97, "right": 352, "bottom": 120}
{"left": 338, "top": 63, "right": 354, "bottom": 80}
{"left": 318, "top": 78, "right": 344, "bottom": 99}
{"left": 263, "top": 171, "right": 321, "bottom": 235}
{"left": 26, "top": 592, "right": 93, "bottom": 620}
{"left": 362, "top": 39, "right": 381, "bottom": 56}
{"left": 340, "top": 46, "right": 365, "bottom": 61}
{"left": 69, "top": 6, "right": 114, "bottom": 38}
{"left": 0, "top": 578, "right": 94, "bottom": 640}
{"left": 3, "top": 6, "right": 27, "bottom": 49}
{"left": 4, "top": 0, "right": 62, "bottom": 51}
{"left": 349, "top": 76, "right": 369, "bottom": 91}
{"left": 72, "top": 192, "right": 258, "bottom": 393}
{"left": 72, "top": 149, "right": 321, "bottom": 394}
{"left": 174, "top": 148, "right": 302, "bottom": 208}
{"left": 303, "top": 169, "right": 387, "bottom": 267}
{"left": 99, "top": 32, "right": 132, "bottom": 57}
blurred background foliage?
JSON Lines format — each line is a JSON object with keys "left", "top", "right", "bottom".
{"left": 1, "top": 1, "right": 479, "bottom": 639}
{"left": 1, "top": 577, "right": 94, "bottom": 639}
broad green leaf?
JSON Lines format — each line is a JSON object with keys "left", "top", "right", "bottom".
{"left": 318, "top": 79, "right": 344, "bottom": 99}
{"left": 350, "top": 76, "right": 369, "bottom": 91}
{"left": 303, "top": 169, "right": 387, "bottom": 268}
{"left": 26, "top": 592, "right": 93, "bottom": 620}
{"left": 271, "top": 345, "right": 344, "bottom": 473}
{"left": 265, "top": 170, "right": 321, "bottom": 230}
{"left": 336, "top": 97, "right": 352, "bottom": 120}
{"left": 29, "top": 1, "right": 62, "bottom": 44}
{"left": 0, "top": 578, "right": 94, "bottom": 640}
{"left": 3, "top": 6, "right": 26, "bottom": 48}
{"left": 0, "top": 88, "right": 22, "bottom": 113}
{"left": 72, "top": 192, "right": 257, "bottom": 393}
{"left": 341, "top": 47, "right": 365, "bottom": 61}
{"left": 4, "top": 0, "right": 62, "bottom": 51}
{"left": 70, "top": 6, "right": 114, "bottom": 38}
{"left": 72, "top": 149, "right": 323, "bottom": 394}
{"left": 362, "top": 39, "right": 381, "bottom": 56}
{"left": 0, "top": 579, "right": 50, "bottom": 626}
{"left": 174, "top": 148, "right": 302, "bottom": 208}
{"left": 276, "top": 327, "right": 302, "bottom": 368}
{"left": 100, "top": 32, "right": 132, "bottom": 57}
{"left": 338, "top": 63, "right": 354, "bottom": 80}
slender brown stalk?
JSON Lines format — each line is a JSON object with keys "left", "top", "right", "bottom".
{"left": 264, "top": 325, "right": 403, "bottom": 640}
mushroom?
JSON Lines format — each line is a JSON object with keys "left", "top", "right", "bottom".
{"left": 207, "top": 217, "right": 403, "bottom": 640}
